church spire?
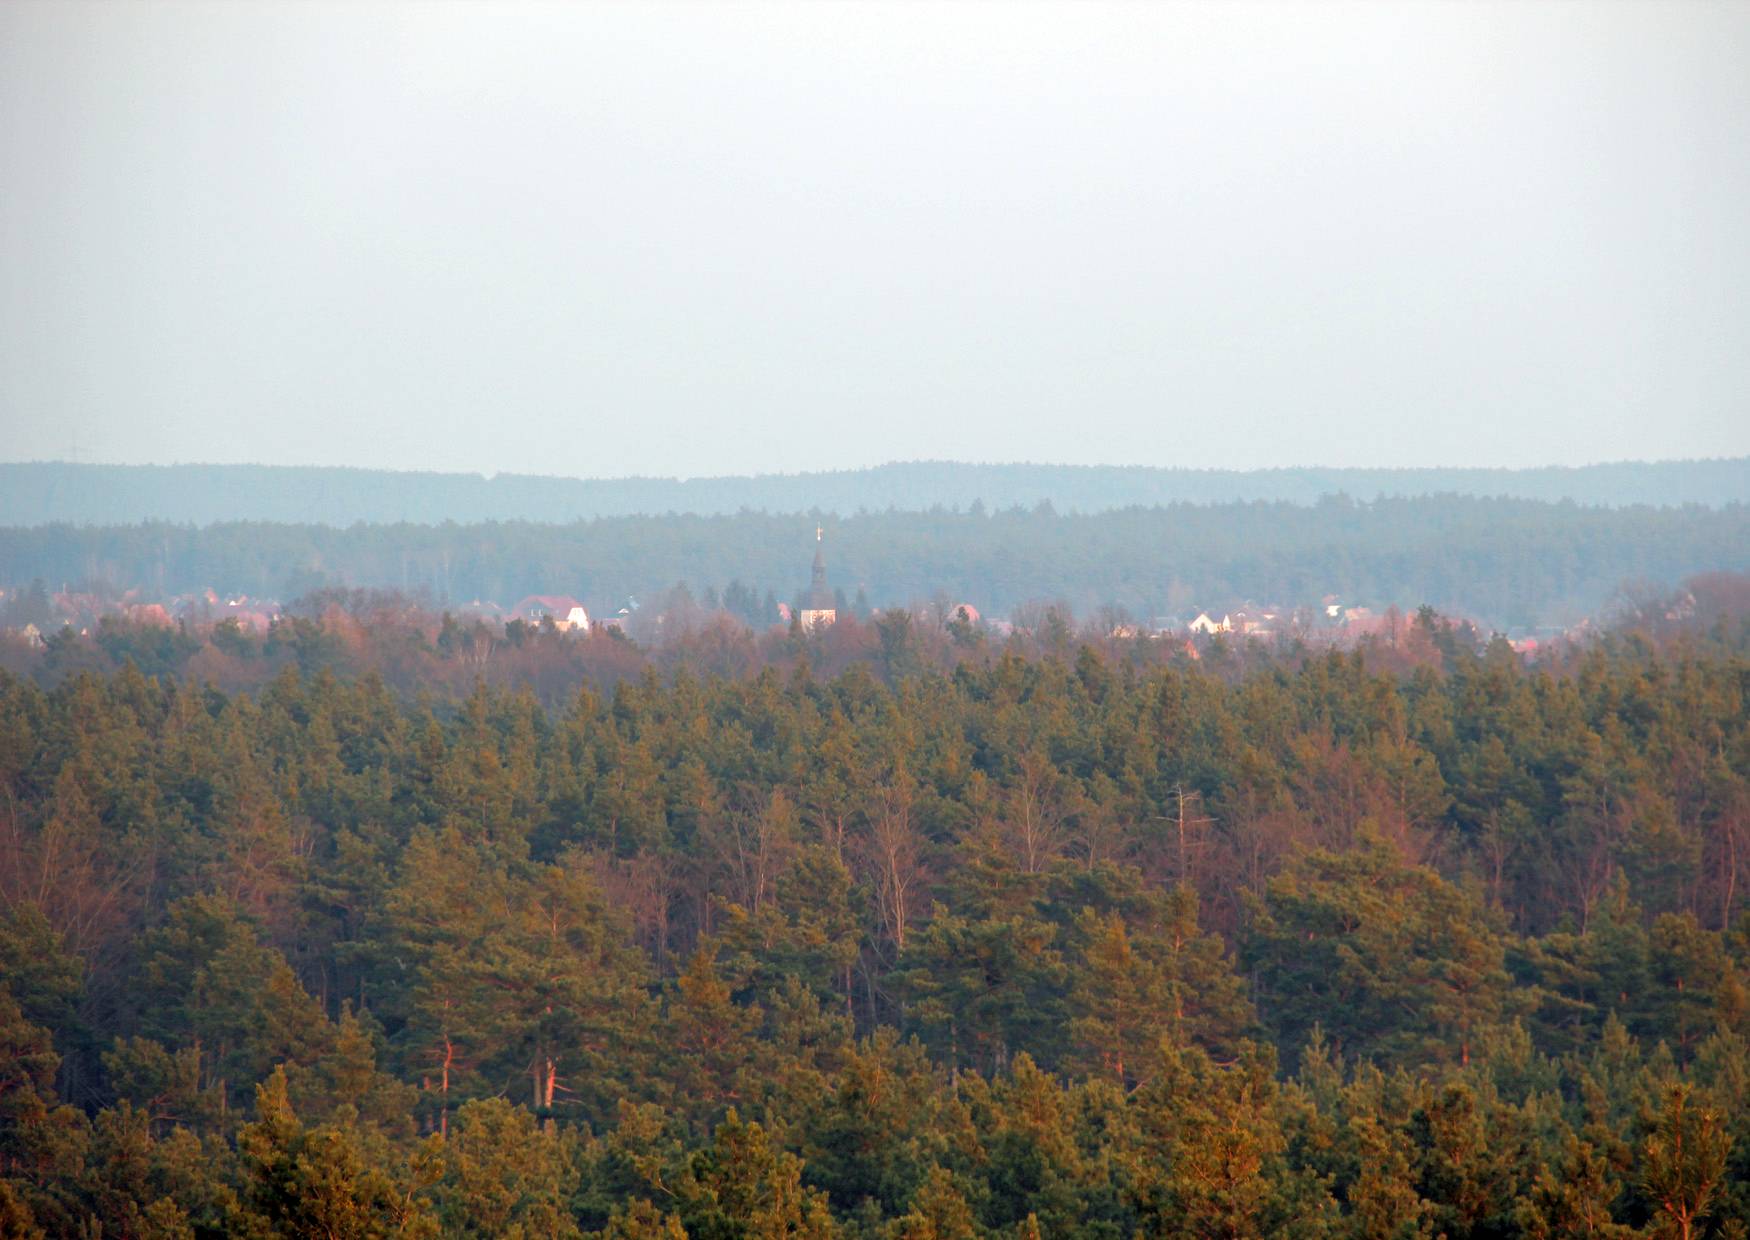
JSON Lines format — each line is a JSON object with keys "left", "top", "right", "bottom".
{"left": 802, "top": 523, "right": 837, "bottom": 628}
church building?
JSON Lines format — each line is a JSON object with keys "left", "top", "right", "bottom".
{"left": 800, "top": 526, "right": 837, "bottom": 632}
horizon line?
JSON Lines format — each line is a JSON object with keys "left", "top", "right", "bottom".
{"left": 4, "top": 454, "right": 1746, "bottom": 486}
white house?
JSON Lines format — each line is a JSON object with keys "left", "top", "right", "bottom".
{"left": 512, "top": 595, "right": 591, "bottom": 633}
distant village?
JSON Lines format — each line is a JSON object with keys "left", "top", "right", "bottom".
{"left": 0, "top": 530, "right": 1596, "bottom": 659}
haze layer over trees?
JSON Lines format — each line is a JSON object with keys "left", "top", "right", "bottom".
{"left": 4, "top": 458, "right": 1747, "bottom": 526}
{"left": 1, "top": 603, "right": 1748, "bottom": 1236}
{"left": 6, "top": 494, "right": 1749, "bottom": 630}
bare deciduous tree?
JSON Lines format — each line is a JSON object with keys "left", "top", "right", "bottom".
{"left": 856, "top": 777, "right": 928, "bottom": 956}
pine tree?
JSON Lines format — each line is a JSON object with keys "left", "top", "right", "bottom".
{"left": 433, "top": 1097, "right": 583, "bottom": 1238}
{"left": 1639, "top": 1084, "right": 1731, "bottom": 1240}
{"left": 236, "top": 1067, "right": 438, "bottom": 1239}
{"left": 679, "top": 1110, "right": 838, "bottom": 1239}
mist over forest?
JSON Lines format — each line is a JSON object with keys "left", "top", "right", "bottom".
{"left": 3, "top": 458, "right": 1750, "bottom": 629}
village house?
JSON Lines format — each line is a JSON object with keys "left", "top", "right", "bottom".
{"left": 597, "top": 601, "right": 637, "bottom": 634}
{"left": 1230, "top": 606, "right": 1281, "bottom": 637}
{"left": 511, "top": 595, "right": 591, "bottom": 632}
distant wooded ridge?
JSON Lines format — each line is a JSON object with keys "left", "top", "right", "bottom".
{"left": 3, "top": 457, "right": 1746, "bottom": 525}
{"left": 6, "top": 495, "right": 1747, "bottom": 630}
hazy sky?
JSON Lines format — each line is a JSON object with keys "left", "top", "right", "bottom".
{"left": 2, "top": 1, "right": 1747, "bottom": 478}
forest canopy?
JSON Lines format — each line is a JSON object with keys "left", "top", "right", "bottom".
{"left": 0, "top": 606, "right": 1748, "bottom": 1236}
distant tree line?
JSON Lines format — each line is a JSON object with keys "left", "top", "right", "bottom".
{"left": 3, "top": 494, "right": 1748, "bottom": 629}
{"left": 4, "top": 457, "right": 1747, "bottom": 525}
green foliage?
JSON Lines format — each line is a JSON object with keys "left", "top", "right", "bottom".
{"left": 235, "top": 1067, "right": 438, "bottom": 1238}
{"left": 1640, "top": 1085, "right": 1732, "bottom": 1240}
{"left": 0, "top": 634, "right": 1746, "bottom": 1234}
{"left": 432, "top": 1097, "right": 582, "bottom": 1238}
{"left": 1246, "top": 837, "right": 1519, "bottom": 1070}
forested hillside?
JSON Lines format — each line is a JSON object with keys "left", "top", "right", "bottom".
{"left": 7, "top": 495, "right": 1749, "bottom": 628}
{"left": 4, "top": 457, "right": 1747, "bottom": 526}
{"left": 1, "top": 612, "right": 1748, "bottom": 1236}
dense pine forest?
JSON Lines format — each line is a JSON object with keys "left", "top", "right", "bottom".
{"left": 6, "top": 493, "right": 1749, "bottom": 628}
{"left": 2, "top": 598, "right": 1749, "bottom": 1237}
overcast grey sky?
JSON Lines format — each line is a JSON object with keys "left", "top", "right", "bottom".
{"left": 2, "top": 1, "right": 1747, "bottom": 478}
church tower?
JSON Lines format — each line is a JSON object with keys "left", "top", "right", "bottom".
{"left": 800, "top": 525, "right": 838, "bottom": 632}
